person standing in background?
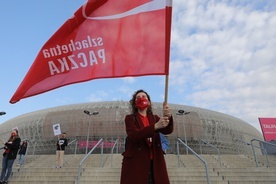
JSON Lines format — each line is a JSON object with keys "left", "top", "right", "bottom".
{"left": 0, "top": 129, "right": 21, "bottom": 184}
{"left": 18, "top": 140, "right": 28, "bottom": 165}
{"left": 56, "top": 132, "right": 68, "bottom": 168}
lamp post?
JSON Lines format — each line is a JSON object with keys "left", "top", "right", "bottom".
{"left": 0, "top": 112, "right": 6, "bottom": 116}
{"left": 176, "top": 110, "right": 190, "bottom": 155}
{"left": 84, "top": 110, "right": 99, "bottom": 154}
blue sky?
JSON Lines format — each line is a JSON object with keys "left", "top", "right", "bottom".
{"left": 0, "top": 0, "right": 275, "bottom": 133}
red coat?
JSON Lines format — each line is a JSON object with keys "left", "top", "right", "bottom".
{"left": 120, "top": 113, "right": 173, "bottom": 184}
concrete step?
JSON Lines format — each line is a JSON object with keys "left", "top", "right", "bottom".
{"left": 79, "top": 181, "right": 228, "bottom": 184}
{"left": 13, "top": 167, "right": 79, "bottom": 172}
{"left": 10, "top": 176, "right": 76, "bottom": 181}
{"left": 227, "top": 180, "right": 276, "bottom": 184}
{"left": 80, "top": 175, "right": 223, "bottom": 181}
{"left": 215, "top": 167, "right": 276, "bottom": 172}
{"left": 217, "top": 171, "right": 276, "bottom": 177}
{"left": 222, "top": 175, "right": 276, "bottom": 181}
{"left": 12, "top": 171, "right": 78, "bottom": 177}
{"left": 3, "top": 154, "right": 276, "bottom": 184}
{"left": 7, "top": 181, "right": 75, "bottom": 184}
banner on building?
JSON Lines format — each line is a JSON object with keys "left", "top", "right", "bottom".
{"left": 259, "top": 118, "right": 276, "bottom": 141}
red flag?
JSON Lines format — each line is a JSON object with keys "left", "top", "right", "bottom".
{"left": 10, "top": 0, "right": 172, "bottom": 103}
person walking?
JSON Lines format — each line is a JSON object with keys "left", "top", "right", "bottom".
{"left": 18, "top": 140, "right": 28, "bottom": 165}
{"left": 120, "top": 89, "right": 173, "bottom": 184}
{"left": 56, "top": 132, "right": 68, "bottom": 168}
{"left": 0, "top": 129, "right": 21, "bottom": 184}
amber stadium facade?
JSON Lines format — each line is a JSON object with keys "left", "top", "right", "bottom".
{"left": 0, "top": 101, "right": 263, "bottom": 155}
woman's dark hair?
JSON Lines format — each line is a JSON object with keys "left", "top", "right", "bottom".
{"left": 8, "top": 129, "right": 20, "bottom": 142}
{"left": 130, "top": 89, "right": 153, "bottom": 114}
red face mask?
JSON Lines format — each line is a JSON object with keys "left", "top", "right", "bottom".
{"left": 135, "top": 97, "right": 150, "bottom": 110}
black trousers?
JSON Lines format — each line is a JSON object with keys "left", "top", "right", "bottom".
{"left": 148, "top": 160, "right": 155, "bottom": 184}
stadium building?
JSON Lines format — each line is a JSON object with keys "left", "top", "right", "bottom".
{"left": 0, "top": 101, "right": 263, "bottom": 155}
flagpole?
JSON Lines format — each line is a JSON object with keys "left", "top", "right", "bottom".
{"left": 164, "top": 1, "right": 172, "bottom": 105}
{"left": 164, "top": 75, "right": 169, "bottom": 104}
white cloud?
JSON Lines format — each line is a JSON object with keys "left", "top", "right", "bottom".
{"left": 121, "top": 77, "right": 136, "bottom": 83}
{"left": 169, "top": 0, "right": 276, "bottom": 132}
{"left": 86, "top": 91, "right": 108, "bottom": 102}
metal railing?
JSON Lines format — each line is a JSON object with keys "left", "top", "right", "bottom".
{"left": 68, "top": 139, "right": 78, "bottom": 155}
{"left": 199, "top": 139, "right": 222, "bottom": 167}
{"left": 177, "top": 138, "right": 210, "bottom": 184}
{"left": 110, "top": 139, "right": 118, "bottom": 168}
{"left": 77, "top": 138, "right": 103, "bottom": 184}
{"left": 32, "top": 141, "right": 37, "bottom": 155}
{"left": 236, "top": 139, "right": 269, "bottom": 167}
{"left": 62, "top": 139, "right": 78, "bottom": 167}
{"left": 68, "top": 139, "right": 77, "bottom": 145}
{"left": 251, "top": 138, "right": 276, "bottom": 167}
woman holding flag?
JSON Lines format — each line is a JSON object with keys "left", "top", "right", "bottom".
{"left": 120, "top": 89, "right": 173, "bottom": 184}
